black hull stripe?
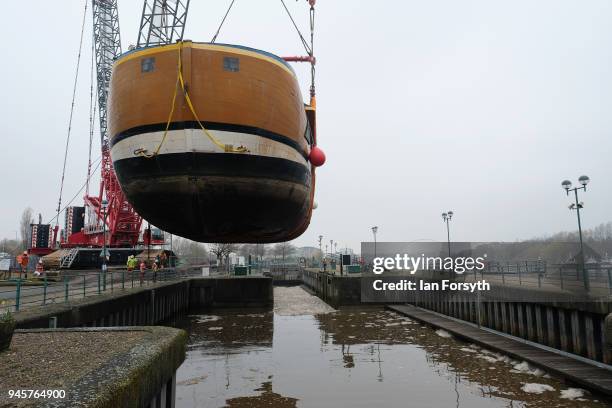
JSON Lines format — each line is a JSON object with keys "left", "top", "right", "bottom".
{"left": 114, "top": 151, "right": 312, "bottom": 187}
{"left": 111, "top": 121, "right": 309, "bottom": 159}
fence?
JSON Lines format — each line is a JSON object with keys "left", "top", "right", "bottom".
{"left": 0, "top": 268, "right": 196, "bottom": 313}
{"left": 268, "top": 263, "right": 302, "bottom": 282}
{"left": 463, "top": 262, "right": 612, "bottom": 295}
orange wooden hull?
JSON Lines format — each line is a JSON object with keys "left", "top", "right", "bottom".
{"left": 108, "top": 42, "right": 315, "bottom": 243}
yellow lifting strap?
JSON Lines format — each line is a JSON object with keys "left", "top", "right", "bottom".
{"left": 135, "top": 42, "right": 248, "bottom": 159}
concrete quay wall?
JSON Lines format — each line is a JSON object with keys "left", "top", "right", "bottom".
{"left": 14, "top": 277, "right": 273, "bottom": 330}
{"left": 302, "top": 269, "right": 612, "bottom": 364}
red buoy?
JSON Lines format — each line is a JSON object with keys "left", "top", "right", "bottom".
{"left": 309, "top": 146, "right": 326, "bottom": 167}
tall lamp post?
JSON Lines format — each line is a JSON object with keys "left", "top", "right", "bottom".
{"left": 101, "top": 199, "right": 108, "bottom": 291}
{"left": 330, "top": 239, "right": 334, "bottom": 273}
{"left": 371, "top": 226, "right": 378, "bottom": 259}
{"left": 318, "top": 235, "right": 323, "bottom": 270}
{"left": 562, "top": 176, "right": 590, "bottom": 291}
{"left": 442, "top": 211, "right": 453, "bottom": 257}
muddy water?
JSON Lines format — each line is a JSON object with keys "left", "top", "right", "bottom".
{"left": 174, "top": 287, "right": 609, "bottom": 408}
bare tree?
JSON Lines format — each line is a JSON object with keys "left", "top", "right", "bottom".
{"left": 273, "top": 242, "right": 296, "bottom": 262}
{"left": 209, "top": 243, "right": 237, "bottom": 266}
{"left": 172, "top": 237, "right": 209, "bottom": 264}
{"left": 19, "top": 207, "right": 34, "bottom": 251}
{"left": 237, "top": 244, "right": 267, "bottom": 260}
{"left": 254, "top": 244, "right": 266, "bottom": 260}
{"left": 0, "top": 239, "right": 20, "bottom": 256}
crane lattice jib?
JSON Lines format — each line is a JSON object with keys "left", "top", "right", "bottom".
{"left": 74, "top": 0, "right": 143, "bottom": 248}
{"left": 92, "top": 0, "right": 121, "bottom": 146}
{"left": 137, "top": 0, "right": 190, "bottom": 48}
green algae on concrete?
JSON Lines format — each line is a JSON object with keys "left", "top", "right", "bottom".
{"left": 0, "top": 327, "right": 186, "bottom": 407}
{"left": 0, "top": 311, "right": 15, "bottom": 352}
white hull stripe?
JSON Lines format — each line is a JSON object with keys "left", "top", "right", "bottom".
{"left": 110, "top": 129, "right": 310, "bottom": 168}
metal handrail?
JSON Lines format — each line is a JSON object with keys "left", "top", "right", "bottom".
{"left": 0, "top": 267, "right": 196, "bottom": 313}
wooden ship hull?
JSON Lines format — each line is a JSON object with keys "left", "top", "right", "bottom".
{"left": 108, "top": 42, "right": 315, "bottom": 243}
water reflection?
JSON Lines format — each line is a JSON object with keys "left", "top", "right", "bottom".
{"left": 179, "top": 308, "right": 273, "bottom": 350}
{"left": 224, "top": 378, "right": 298, "bottom": 408}
{"left": 314, "top": 309, "right": 607, "bottom": 407}
{"left": 175, "top": 289, "right": 609, "bottom": 408}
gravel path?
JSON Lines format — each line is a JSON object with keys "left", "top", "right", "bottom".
{"left": 0, "top": 330, "right": 146, "bottom": 406}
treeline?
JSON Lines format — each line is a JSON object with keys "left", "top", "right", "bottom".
{"left": 170, "top": 238, "right": 299, "bottom": 265}
{"left": 530, "top": 221, "right": 612, "bottom": 243}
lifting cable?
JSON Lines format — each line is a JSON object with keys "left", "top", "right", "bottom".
{"left": 136, "top": 1, "right": 317, "bottom": 158}
{"left": 54, "top": 0, "right": 88, "bottom": 227}
{"left": 48, "top": 156, "right": 102, "bottom": 225}
{"left": 134, "top": 43, "right": 248, "bottom": 159}
{"left": 280, "top": 0, "right": 316, "bottom": 96}
{"left": 309, "top": 2, "right": 316, "bottom": 97}
{"left": 86, "top": 29, "right": 97, "bottom": 196}
{"left": 211, "top": 0, "right": 237, "bottom": 43}
{"left": 280, "top": 0, "right": 312, "bottom": 56}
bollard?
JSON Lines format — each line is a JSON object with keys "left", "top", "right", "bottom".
{"left": 15, "top": 280, "right": 21, "bottom": 312}
{"left": 538, "top": 272, "right": 542, "bottom": 288}
{"left": 64, "top": 276, "right": 69, "bottom": 303}
{"left": 102, "top": 266, "right": 107, "bottom": 292}
{"left": 43, "top": 275, "right": 48, "bottom": 305}
{"left": 122, "top": 271, "right": 125, "bottom": 289}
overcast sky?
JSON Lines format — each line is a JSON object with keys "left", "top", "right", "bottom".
{"left": 1, "top": 0, "right": 611, "bottom": 252}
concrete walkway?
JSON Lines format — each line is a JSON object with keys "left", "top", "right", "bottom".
{"left": 388, "top": 304, "right": 612, "bottom": 398}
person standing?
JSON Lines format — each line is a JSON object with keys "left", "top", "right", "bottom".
{"left": 139, "top": 259, "right": 146, "bottom": 285}
{"left": 18, "top": 251, "right": 29, "bottom": 280}
{"left": 127, "top": 255, "right": 137, "bottom": 271}
{"left": 160, "top": 252, "right": 167, "bottom": 268}
{"left": 35, "top": 260, "right": 44, "bottom": 277}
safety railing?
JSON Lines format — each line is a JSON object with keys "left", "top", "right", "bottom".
{"left": 0, "top": 268, "right": 194, "bottom": 313}
{"left": 461, "top": 262, "right": 612, "bottom": 295}
{"left": 267, "top": 263, "right": 303, "bottom": 282}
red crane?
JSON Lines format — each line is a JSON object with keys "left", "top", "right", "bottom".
{"left": 55, "top": 0, "right": 142, "bottom": 249}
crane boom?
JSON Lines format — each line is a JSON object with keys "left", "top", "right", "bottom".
{"left": 63, "top": 0, "right": 142, "bottom": 248}
{"left": 92, "top": 0, "right": 121, "bottom": 145}
{"left": 137, "top": 0, "right": 190, "bottom": 48}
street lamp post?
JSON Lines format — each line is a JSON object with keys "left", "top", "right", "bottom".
{"left": 562, "top": 176, "right": 590, "bottom": 291}
{"left": 442, "top": 211, "right": 453, "bottom": 258}
{"left": 371, "top": 226, "right": 378, "bottom": 259}
{"left": 101, "top": 199, "right": 108, "bottom": 291}
{"left": 318, "top": 235, "right": 323, "bottom": 270}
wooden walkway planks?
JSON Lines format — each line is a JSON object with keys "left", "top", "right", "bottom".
{"left": 387, "top": 304, "right": 612, "bottom": 397}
